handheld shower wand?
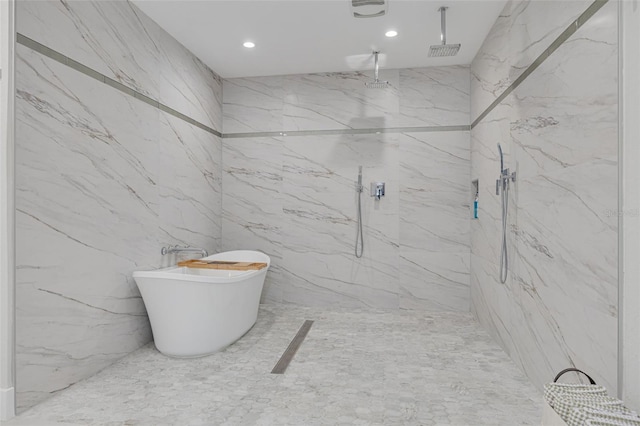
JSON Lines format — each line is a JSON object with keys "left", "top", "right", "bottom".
{"left": 355, "top": 166, "right": 364, "bottom": 258}
{"left": 496, "top": 143, "right": 516, "bottom": 283}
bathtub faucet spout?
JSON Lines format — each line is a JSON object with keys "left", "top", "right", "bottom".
{"left": 161, "top": 245, "right": 208, "bottom": 258}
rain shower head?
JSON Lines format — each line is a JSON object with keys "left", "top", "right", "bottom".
{"left": 365, "top": 51, "right": 389, "bottom": 89}
{"left": 428, "top": 7, "right": 461, "bottom": 57}
{"left": 429, "top": 44, "right": 461, "bottom": 57}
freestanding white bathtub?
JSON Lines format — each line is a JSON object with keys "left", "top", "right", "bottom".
{"left": 133, "top": 250, "right": 270, "bottom": 358}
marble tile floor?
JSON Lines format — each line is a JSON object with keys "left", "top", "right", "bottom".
{"left": 5, "top": 304, "right": 542, "bottom": 425}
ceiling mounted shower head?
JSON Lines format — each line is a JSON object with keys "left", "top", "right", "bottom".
{"left": 429, "top": 44, "right": 460, "bottom": 57}
{"left": 365, "top": 51, "right": 389, "bottom": 89}
{"left": 429, "top": 6, "right": 461, "bottom": 57}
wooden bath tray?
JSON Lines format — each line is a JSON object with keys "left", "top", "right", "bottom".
{"left": 177, "top": 259, "right": 267, "bottom": 271}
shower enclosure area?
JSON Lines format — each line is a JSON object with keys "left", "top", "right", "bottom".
{"left": 222, "top": 0, "right": 620, "bottom": 398}
{"left": 221, "top": 67, "right": 471, "bottom": 311}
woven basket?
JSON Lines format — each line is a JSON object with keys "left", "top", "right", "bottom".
{"left": 556, "top": 395, "right": 630, "bottom": 426}
{"left": 542, "top": 368, "right": 640, "bottom": 426}
{"left": 579, "top": 408, "right": 640, "bottom": 426}
{"left": 542, "top": 368, "right": 600, "bottom": 426}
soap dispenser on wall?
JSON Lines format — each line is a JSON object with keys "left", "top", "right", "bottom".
{"left": 472, "top": 179, "right": 479, "bottom": 219}
{"left": 474, "top": 192, "right": 479, "bottom": 219}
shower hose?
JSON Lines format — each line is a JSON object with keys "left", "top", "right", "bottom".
{"left": 355, "top": 185, "right": 364, "bottom": 258}
{"left": 499, "top": 178, "right": 509, "bottom": 283}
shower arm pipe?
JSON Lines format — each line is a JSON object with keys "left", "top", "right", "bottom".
{"left": 161, "top": 245, "right": 208, "bottom": 258}
{"left": 439, "top": 6, "right": 447, "bottom": 45}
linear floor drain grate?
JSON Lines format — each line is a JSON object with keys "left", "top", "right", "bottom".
{"left": 271, "top": 320, "right": 314, "bottom": 374}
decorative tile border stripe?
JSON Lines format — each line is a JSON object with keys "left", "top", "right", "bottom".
{"left": 223, "top": 124, "right": 471, "bottom": 139}
{"left": 271, "top": 320, "right": 314, "bottom": 374}
{"left": 16, "top": 33, "right": 223, "bottom": 138}
{"left": 471, "top": 0, "right": 610, "bottom": 129}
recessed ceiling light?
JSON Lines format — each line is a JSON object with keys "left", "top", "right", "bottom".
{"left": 385, "top": 30, "right": 398, "bottom": 38}
{"left": 243, "top": 41, "right": 255, "bottom": 48}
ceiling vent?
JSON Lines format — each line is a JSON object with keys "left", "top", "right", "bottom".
{"left": 351, "top": 0, "right": 387, "bottom": 18}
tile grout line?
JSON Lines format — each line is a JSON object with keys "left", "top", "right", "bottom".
{"left": 470, "top": 0, "right": 609, "bottom": 129}
{"left": 16, "top": 33, "right": 223, "bottom": 138}
{"left": 271, "top": 320, "right": 314, "bottom": 374}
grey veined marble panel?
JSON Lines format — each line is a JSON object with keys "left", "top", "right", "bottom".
{"left": 221, "top": 137, "right": 284, "bottom": 304}
{"left": 17, "top": 0, "right": 222, "bottom": 131}
{"left": 221, "top": 129, "right": 472, "bottom": 311}
{"left": 470, "top": 0, "right": 618, "bottom": 394}
{"left": 398, "top": 130, "right": 471, "bottom": 312}
{"left": 278, "top": 133, "right": 400, "bottom": 309}
{"left": 282, "top": 70, "right": 400, "bottom": 131}
{"left": 398, "top": 66, "right": 470, "bottom": 128}
{"left": 223, "top": 77, "right": 285, "bottom": 133}
{"left": 399, "top": 131, "right": 471, "bottom": 254}
{"left": 221, "top": 67, "right": 472, "bottom": 311}
{"left": 470, "top": 0, "right": 592, "bottom": 122}
{"left": 224, "top": 66, "right": 471, "bottom": 135}
{"left": 399, "top": 251, "right": 470, "bottom": 312}
{"left": 15, "top": 40, "right": 222, "bottom": 410}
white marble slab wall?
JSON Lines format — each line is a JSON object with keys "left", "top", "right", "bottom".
{"left": 470, "top": 0, "right": 591, "bottom": 122}
{"left": 15, "top": 1, "right": 222, "bottom": 411}
{"left": 18, "top": 0, "right": 222, "bottom": 130}
{"left": 470, "top": 1, "right": 618, "bottom": 392}
{"left": 399, "top": 131, "right": 470, "bottom": 311}
{"left": 223, "top": 67, "right": 470, "bottom": 310}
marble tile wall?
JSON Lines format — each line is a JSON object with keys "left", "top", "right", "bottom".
{"left": 470, "top": 0, "right": 618, "bottom": 393}
{"left": 223, "top": 66, "right": 470, "bottom": 132}
{"left": 223, "top": 67, "right": 471, "bottom": 310}
{"left": 17, "top": 0, "right": 222, "bottom": 131}
{"left": 399, "top": 131, "right": 471, "bottom": 311}
{"left": 15, "top": 1, "right": 222, "bottom": 411}
{"left": 470, "top": 0, "right": 591, "bottom": 122}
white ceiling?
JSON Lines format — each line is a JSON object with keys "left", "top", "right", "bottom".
{"left": 133, "top": 0, "right": 507, "bottom": 79}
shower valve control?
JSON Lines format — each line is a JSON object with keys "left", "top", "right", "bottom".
{"left": 370, "top": 182, "right": 385, "bottom": 200}
{"left": 496, "top": 169, "right": 516, "bottom": 195}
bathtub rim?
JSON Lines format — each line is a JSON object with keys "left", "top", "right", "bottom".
{"left": 133, "top": 250, "right": 270, "bottom": 284}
